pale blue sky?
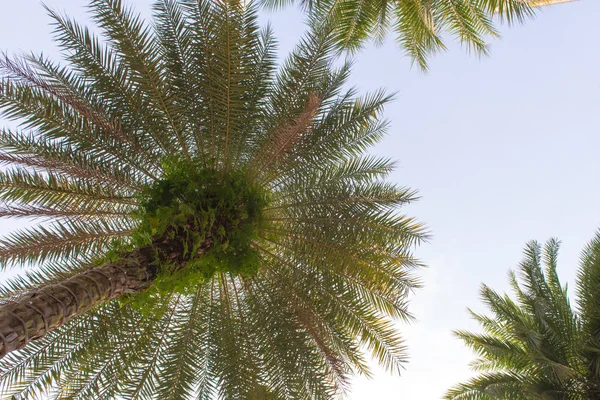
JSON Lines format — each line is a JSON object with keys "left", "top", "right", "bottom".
{"left": 0, "top": 1, "right": 599, "bottom": 399}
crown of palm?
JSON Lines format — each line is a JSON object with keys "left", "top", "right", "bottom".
{"left": 0, "top": 0, "right": 426, "bottom": 398}
{"left": 446, "top": 235, "right": 600, "bottom": 399}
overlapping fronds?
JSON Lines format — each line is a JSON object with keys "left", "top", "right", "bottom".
{"left": 0, "top": 0, "right": 426, "bottom": 398}
{"left": 446, "top": 233, "right": 600, "bottom": 399}
{"left": 261, "top": 0, "right": 543, "bottom": 70}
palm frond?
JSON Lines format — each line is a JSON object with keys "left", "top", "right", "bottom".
{"left": 447, "top": 234, "right": 600, "bottom": 399}
{"left": 261, "top": 0, "right": 542, "bottom": 70}
{"left": 0, "top": 218, "right": 133, "bottom": 270}
{"left": 0, "top": 1, "right": 426, "bottom": 398}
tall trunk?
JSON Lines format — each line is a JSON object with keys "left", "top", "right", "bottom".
{"left": 0, "top": 249, "right": 156, "bottom": 359}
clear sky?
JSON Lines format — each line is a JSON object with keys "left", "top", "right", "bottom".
{"left": 0, "top": 1, "right": 599, "bottom": 399}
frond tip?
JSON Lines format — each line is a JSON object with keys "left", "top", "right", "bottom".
{"left": 259, "top": 0, "right": 542, "bottom": 70}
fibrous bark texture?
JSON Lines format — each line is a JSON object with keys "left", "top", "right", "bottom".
{"left": 0, "top": 250, "right": 155, "bottom": 358}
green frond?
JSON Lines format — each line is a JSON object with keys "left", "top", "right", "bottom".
{"left": 448, "top": 235, "right": 600, "bottom": 399}
{"left": 577, "top": 231, "right": 600, "bottom": 380}
{"left": 89, "top": 0, "right": 189, "bottom": 157}
{"left": 436, "top": 0, "right": 498, "bottom": 55}
{"left": 0, "top": 57, "right": 161, "bottom": 180}
{"left": 0, "top": 203, "right": 132, "bottom": 221}
{"left": 445, "top": 371, "right": 532, "bottom": 400}
{"left": 0, "top": 300, "right": 160, "bottom": 400}
{"left": 393, "top": 0, "right": 446, "bottom": 70}
{"left": 262, "top": 0, "right": 539, "bottom": 70}
{"left": 0, "top": 169, "right": 135, "bottom": 209}
{"left": 156, "top": 289, "right": 207, "bottom": 400}
{"left": 0, "top": 1, "right": 426, "bottom": 398}
{"left": 0, "top": 218, "right": 133, "bottom": 270}
{"left": 481, "top": 0, "right": 536, "bottom": 25}
{"left": 0, "top": 129, "right": 145, "bottom": 190}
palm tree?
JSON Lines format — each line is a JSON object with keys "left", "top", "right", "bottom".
{"left": 262, "top": 0, "right": 577, "bottom": 70}
{"left": 0, "top": 0, "right": 426, "bottom": 398}
{"left": 446, "top": 234, "right": 600, "bottom": 399}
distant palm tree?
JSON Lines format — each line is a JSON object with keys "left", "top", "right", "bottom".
{"left": 446, "top": 234, "right": 600, "bottom": 399}
{"left": 263, "top": 0, "right": 578, "bottom": 70}
{"left": 0, "top": 0, "right": 426, "bottom": 398}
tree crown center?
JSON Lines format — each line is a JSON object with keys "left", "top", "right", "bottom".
{"left": 129, "top": 162, "right": 268, "bottom": 302}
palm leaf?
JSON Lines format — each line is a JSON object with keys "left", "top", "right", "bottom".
{"left": 0, "top": 1, "right": 427, "bottom": 398}
{"left": 447, "top": 234, "right": 600, "bottom": 399}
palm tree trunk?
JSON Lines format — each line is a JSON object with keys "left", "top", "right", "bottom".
{"left": 0, "top": 249, "right": 156, "bottom": 359}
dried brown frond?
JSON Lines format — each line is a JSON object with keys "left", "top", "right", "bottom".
{"left": 293, "top": 300, "right": 350, "bottom": 391}
{"left": 249, "top": 93, "right": 321, "bottom": 178}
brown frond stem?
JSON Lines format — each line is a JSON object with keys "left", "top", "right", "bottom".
{"left": 248, "top": 93, "right": 321, "bottom": 180}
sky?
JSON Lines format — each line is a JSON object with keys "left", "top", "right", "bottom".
{"left": 0, "top": 0, "right": 599, "bottom": 399}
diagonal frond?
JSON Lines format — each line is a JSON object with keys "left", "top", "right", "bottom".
{"left": 0, "top": 218, "right": 133, "bottom": 270}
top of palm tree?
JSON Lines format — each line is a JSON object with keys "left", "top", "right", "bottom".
{"left": 261, "top": 0, "right": 576, "bottom": 70}
{"left": 0, "top": 0, "right": 426, "bottom": 398}
{"left": 445, "top": 233, "right": 600, "bottom": 399}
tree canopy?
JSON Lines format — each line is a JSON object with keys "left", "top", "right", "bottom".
{"left": 0, "top": 0, "right": 426, "bottom": 398}
{"left": 446, "top": 233, "right": 600, "bottom": 399}
{"left": 262, "top": 0, "right": 540, "bottom": 70}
